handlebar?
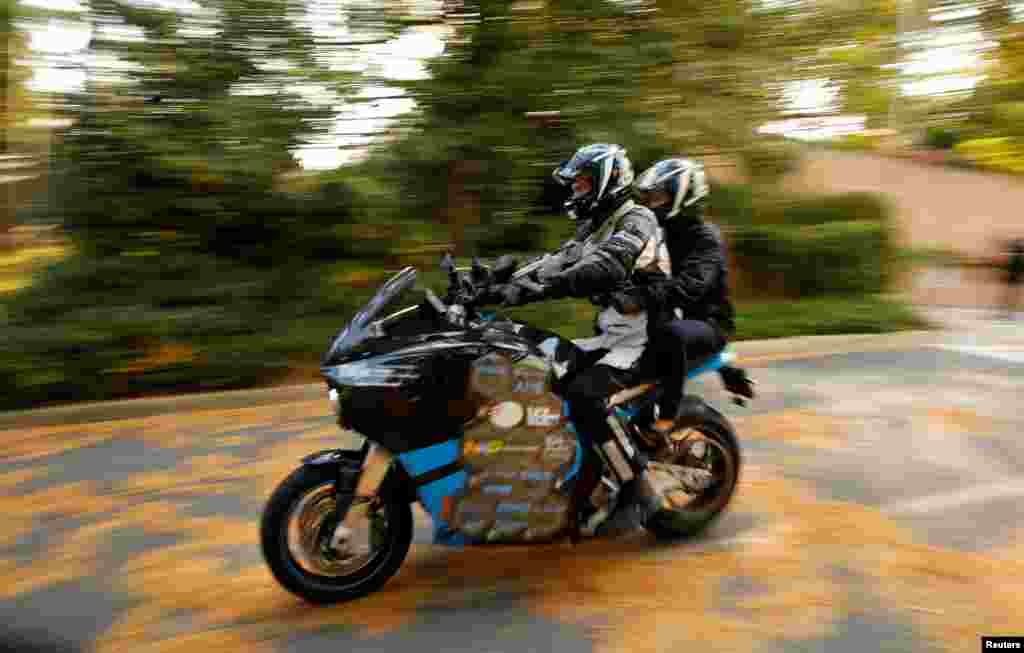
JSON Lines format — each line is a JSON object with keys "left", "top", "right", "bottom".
{"left": 423, "top": 287, "right": 448, "bottom": 316}
{"left": 430, "top": 254, "right": 549, "bottom": 327}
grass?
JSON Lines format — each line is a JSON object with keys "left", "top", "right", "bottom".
{"left": 733, "top": 295, "right": 929, "bottom": 341}
{"left": 895, "top": 246, "right": 965, "bottom": 267}
{"left": 501, "top": 292, "right": 928, "bottom": 343}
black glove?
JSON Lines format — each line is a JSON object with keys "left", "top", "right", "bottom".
{"left": 491, "top": 281, "right": 533, "bottom": 307}
{"left": 496, "top": 283, "right": 527, "bottom": 306}
{"left": 645, "top": 281, "right": 671, "bottom": 308}
{"left": 475, "top": 284, "right": 508, "bottom": 307}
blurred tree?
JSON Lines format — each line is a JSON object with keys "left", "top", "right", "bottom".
{"left": 943, "top": 2, "right": 1024, "bottom": 149}
{"left": 59, "top": 0, "right": 343, "bottom": 260}
{"left": 370, "top": 0, "right": 674, "bottom": 254}
{"left": 376, "top": 0, "right": 932, "bottom": 239}
{"left": 0, "top": 0, "right": 396, "bottom": 405}
{"left": 0, "top": 0, "right": 39, "bottom": 248}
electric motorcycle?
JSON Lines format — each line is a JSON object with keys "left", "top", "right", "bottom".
{"left": 260, "top": 255, "right": 755, "bottom": 604}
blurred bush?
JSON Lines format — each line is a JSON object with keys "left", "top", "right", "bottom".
{"left": 923, "top": 126, "right": 962, "bottom": 151}
{"left": 729, "top": 184, "right": 893, "bottom": 300}
{"left": 740, "top": 139, "right": 802, "bottom": 185}
{"left": 707, "top": 182, "right": 756, "bottom": 226}
{"left": 953, "top": 137, "right": 1024, "bottom": 175}
{"left": 758, "top": 191, "right": 891, "bottom": 226}
{"left": 732, "top": 220, "right": 889, "bottom": 297}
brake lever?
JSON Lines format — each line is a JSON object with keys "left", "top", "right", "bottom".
{"left": 423, "top": 287, "right": 448, "bottom": 316}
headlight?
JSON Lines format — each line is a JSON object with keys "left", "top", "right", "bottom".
{"left": 322, "top": 359, "right": 420, "bottom": 387}
{"left": 327, "top": 387, "right": 345, "bottom": 425}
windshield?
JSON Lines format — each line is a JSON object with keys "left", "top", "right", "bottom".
{"left": 323, "top": 266, "right": 418, "bottom": 362}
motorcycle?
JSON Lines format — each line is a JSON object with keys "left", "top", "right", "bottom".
{"left": 260, "top": 254, "right": 756, "bottom": 604}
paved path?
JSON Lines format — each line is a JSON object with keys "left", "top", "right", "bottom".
{"left": 1, "top": 311, "right": 1023, "bottom": 653}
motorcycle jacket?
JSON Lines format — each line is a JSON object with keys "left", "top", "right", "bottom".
{"left": 540, "top": 199, "right": 666, "bottom": 298}
{"left": 538, "top": 199, "right": 670, "bottom": 370}
{"left": 649, "top": 218, "right": 735, "bottom": 335}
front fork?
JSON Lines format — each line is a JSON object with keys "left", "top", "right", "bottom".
{"left": 329, "top": 441, "right": 395, "bottom": 549}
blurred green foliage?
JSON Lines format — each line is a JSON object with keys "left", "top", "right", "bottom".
{"left": 706, "top": 182, "right": 756, "bottom": 226}
{"left": 954, "top": 137, "right": 1024, "bottom": 175}
{"left": 758, "top": 192, "right": 892, "bottom": 226}
{"left": 0, "top": 0, "right": 925, "bottom": 410}
{"left": 732, "top": 220, "right": 891, "bottom": 297}
{"left": 733, "top": 295, "right": 925, "bottom": 340}
{"left": 923, "top": 126, "right": 962, "bottom": 151}
{"left": 728, "top": 190, "right": 894, "bottom": 299}
{"left": 740, "top": 138, "right": 802, "bottom": 185}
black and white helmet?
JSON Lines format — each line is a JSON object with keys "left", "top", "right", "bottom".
{"left": 634, "top": 158, "right": 709, "bottom": 221}
{"left": 552, "top": 144, "right": 634, "bottom": 221}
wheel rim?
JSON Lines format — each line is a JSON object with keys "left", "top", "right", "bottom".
{"left": 658, "top": 426, "right": 738, "bottom": 517}
{"left": 284, "top": 482, "right": 390, "bottom": 578}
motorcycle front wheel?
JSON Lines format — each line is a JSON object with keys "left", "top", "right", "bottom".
{"left": 260, "top": 464, "right": 412, "bottom": 604}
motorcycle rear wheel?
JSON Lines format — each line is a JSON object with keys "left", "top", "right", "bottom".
{"left": 643, "top": 404, "right": 741, "bottom": 541}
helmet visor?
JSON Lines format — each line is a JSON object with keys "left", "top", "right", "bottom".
{"left": 571, "top": 173, "right": 594, "bottom": 200}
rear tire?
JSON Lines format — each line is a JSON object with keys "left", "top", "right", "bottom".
{"left": 260, "top": 464, "right": 412, "bottom": 604}
{"left": 644, "top": 404, "right": 741, "bottom": 541}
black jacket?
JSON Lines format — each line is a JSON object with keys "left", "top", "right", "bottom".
{"left": 646, "top": 218, "right": 735, "bottom": 335}
{"left": 543, "top": 200, "right": 661, "bottom": 300}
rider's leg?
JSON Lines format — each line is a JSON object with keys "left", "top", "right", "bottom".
{"left": 651, "top": 318, "right": 724, "bottom": 432}
{"left": 564, "top": 364, "right": 662, "bottom": 525}
{"left": 564, "top": 364, "right": 631, "bottom": 474}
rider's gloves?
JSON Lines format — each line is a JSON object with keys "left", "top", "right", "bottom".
{"left": 476, "top": 284, "right": 508, "bottom": 306}
{"left": 645, "top": 281, "right": 671, "bottom": 309}
{"left": 497, "top": 283, "right": 527, "bottom": 306}
{"left": 496, "top": 277, "right": 562, "bottom": 306}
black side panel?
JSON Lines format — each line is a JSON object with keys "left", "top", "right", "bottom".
{"left": 344, "top": 355, "right": 475, "bottom": 453}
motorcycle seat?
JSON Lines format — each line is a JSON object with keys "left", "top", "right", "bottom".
{"left": 606, "top": 347, "right": 735, "bottom": 409}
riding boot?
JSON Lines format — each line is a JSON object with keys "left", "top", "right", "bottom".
{"left": 593, "top": 464, "right": 664, "bottom": 537}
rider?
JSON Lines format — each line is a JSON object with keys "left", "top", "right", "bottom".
{"left": 493, "top": 143, "right": 670, "bottom": 533}
{"left": 631, "top": 157, "right": 735, "bottom": 433}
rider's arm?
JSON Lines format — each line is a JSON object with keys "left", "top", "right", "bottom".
{"left": 548, "top": 209, "right": 658, "bottom": 298}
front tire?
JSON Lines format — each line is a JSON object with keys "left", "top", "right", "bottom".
{"left": 643, "top": 404, "right": 741, "bottom": 541}
{"left": 260, "top": 464, "right": 412, "bottom": 604}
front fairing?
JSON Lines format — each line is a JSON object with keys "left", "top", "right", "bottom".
{"left": 322, "top": 267, "right": 419, "bottom": 367}
{"left": 319, "top": 264, "right": 579, "bottom": 390}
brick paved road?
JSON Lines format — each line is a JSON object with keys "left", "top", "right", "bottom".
{"left": 2, "top": 312, "right": 1022, "bottom": 653}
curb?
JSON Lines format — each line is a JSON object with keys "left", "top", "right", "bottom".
{"left": 0, "top": 383, "right": 326, "bottom": 431}
{"left": 0, "top": 329, "right": 941, "bottom": 431}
